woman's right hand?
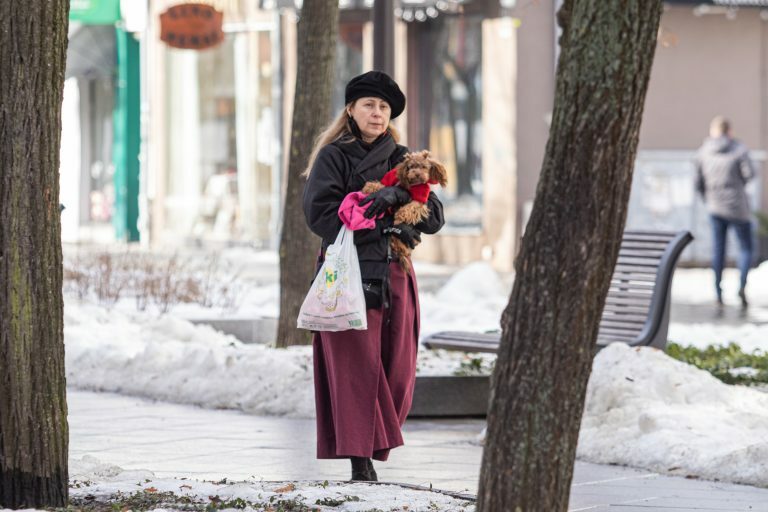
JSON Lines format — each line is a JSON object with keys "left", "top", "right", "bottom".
{"left": 358, "top": 186, "right": 411, "bottom": 218}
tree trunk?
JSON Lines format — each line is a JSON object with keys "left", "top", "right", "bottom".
{"left": 0, "top": 0, "right": 70, "bottom": 508}
{"left": 276, "top": 0, "right": 339, "bottom": 347}
{"left": 477, "top": 1, "right": 662, "bottom": 510}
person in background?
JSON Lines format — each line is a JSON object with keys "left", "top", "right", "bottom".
{"left": 695, "top": 116, "right": 756, "bottom": 308}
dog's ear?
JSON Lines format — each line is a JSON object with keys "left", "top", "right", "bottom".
{"left": 395, "top": 160, "right": 411, "bottom": 189}
{"left": 429, "top": 158, "right": 448, "bottom": 187}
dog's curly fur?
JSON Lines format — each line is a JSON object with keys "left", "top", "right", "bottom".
{"left": 362, "top": 150, "right": 448, "bottom": 271}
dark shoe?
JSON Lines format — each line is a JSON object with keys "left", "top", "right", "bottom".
{"left": 366, "top": 458, "right": 378, "bottom": 482}
{"left": 350, "top": 457, "right": 373, "bottom": 481}
{"left": 738, "top": 288, "right": 748, "bottom": 308}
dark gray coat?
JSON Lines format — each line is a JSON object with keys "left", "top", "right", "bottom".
{"left": 695, "top": 136, "right": 755, "bottom": 222}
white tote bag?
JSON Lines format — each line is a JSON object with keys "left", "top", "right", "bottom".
{"left": 297, "top": 226, "right": 368, "bottom": 332}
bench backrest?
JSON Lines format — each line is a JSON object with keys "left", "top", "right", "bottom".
{"left": 598, "top": 230, "right": 693, "bottom": 349}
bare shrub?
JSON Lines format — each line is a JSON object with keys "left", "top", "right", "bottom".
{"left": 151, "top": 254, "right": 182, "bottom": 314}
{"left": 62, "top": 248, "right": 247, "bottom": 314}
{"left": 63, "top": 253, "right": 92, "bottom": 300}
{"left": 198, "top": 252, "right": 221, "bottom": 308}
{"left": 130, "top": 254, "right": 156, "bottom": 312}
{"left": 93, "top": 252, "right": 135, "bottom": 307}
{"left": 214, "top": 270, "right": 243, "bottom": 312}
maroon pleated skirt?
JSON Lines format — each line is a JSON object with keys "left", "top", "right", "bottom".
{"left": 312, "top": 261, "right": 420, "bottom": 461}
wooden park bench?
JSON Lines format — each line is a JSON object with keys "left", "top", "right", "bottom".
{"left": 422, "top": 230, "right": 694, "bottom": 353}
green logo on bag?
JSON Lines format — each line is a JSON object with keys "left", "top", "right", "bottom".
{"left": 325, "top": 269, "right": 338, "bottom": 287}
{"left": 349, "top": 319, "right": 362, "bottom": 327}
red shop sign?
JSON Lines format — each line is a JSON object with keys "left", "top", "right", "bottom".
{"left": 160, "top": 3, "right": 224, "bottom": 50}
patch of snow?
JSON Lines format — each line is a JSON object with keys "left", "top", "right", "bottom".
{"left": 668, "top": 323, "right": 768, "bottom": 353}
{"left": 671, "top": 263, "right": 768, "bottom": 306}
{"left": 64, "top": 300, "right": 496, "bottom": 417}
{"left": 416, "top": 349, "right": 496, "bottom": 377}
{"left": 67, "top": 457, "right": 475, "bottom": 512}
{"left": 579, "top": 343, "right": 768, "bottom": 487}
{"left": 65, "top": 301, "right": 315, "bottom": 418}
{"left": 728, "top": 367, "right": 761, "bottom": 378}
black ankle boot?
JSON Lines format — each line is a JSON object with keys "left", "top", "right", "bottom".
{"left": 350, "top": 457, "right": 371, "bottom": 481}
{"left": 366, "top": 458, "right": 378, "bottom": 482}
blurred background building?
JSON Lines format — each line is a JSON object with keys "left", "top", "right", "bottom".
{"left": 59, "top": 0, "right": 768, "bottom": 269}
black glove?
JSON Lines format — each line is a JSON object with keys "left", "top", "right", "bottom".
{"left": 383, "top": 224, "right": 422, "bottom": 249}
{"left": 358, "top": 186, "right": 411, "bottom": 219}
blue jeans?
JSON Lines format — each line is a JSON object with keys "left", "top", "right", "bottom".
{"left": 710, "top": 214, "right": 753, "bottom": 299}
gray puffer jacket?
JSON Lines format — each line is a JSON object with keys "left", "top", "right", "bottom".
{"left": 694, "top": 136, "right": 755, "bottom": 222}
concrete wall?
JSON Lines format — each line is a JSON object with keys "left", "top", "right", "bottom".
{"left": 634, "top": 6, "right": 768, "bottom": 262}
{"left": 497, "top": 3, "right": 768, "bottom": 265}
{"left": 640, "top": 6, "right": 767, "bottom": 152}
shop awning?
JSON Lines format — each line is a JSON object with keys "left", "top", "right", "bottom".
{"left": 66, "top": 25, "right": 116, "bottom": 80}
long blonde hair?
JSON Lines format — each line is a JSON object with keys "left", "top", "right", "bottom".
{"left": 302, "top": 102, "right": 401, "bottom": 178}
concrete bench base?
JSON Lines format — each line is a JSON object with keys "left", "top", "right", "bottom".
{"left": 409, "top": 375, "right": 490, "bottom": 418}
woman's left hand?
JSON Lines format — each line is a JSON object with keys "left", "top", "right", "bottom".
{"left": 383, "top": 224, "right": 421, "bottom": 249}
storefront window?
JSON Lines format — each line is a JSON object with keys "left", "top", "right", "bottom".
{"left": 195, "top": 37, "right": 239, "bottom": 241}
{"left": 164, "top": 29, "right": 274, "bottom": 246}
{"left": 87, "top": 78, "right": 116, "bottom": 224}
{"left": 427, "top": 14, "right": 483, "bottom": 229}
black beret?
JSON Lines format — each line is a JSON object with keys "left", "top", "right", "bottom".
{"left": 344, "top": 71, "right": 406, "bottom": 119}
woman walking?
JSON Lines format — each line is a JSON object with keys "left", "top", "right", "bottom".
{"left": 302, "top": 71, "right": 444, "bottom": 481}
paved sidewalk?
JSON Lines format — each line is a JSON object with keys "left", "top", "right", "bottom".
{"left": 69, "top": 390, "right": 768, "bottom": 511}
{"left": 672, "top": 301, "right": 768, "bottom": 325}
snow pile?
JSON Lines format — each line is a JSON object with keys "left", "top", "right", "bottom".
{"left": 70, "top": 455, "right": 152, "bottom": 483}
{"left": 63, "top": 261, "right": 510, "bottom": 414}
{"left": 64, "top": 299, "right": 494, "bottom": 416}
{"left": 579, "top": 343, "right": 768, "bottom": 487}
{"left": 68, "top": 457, "right": 475, "bottom": 512}
{"left": 419, "top": 262, "right": 508, "bottom": 339}
{"left": 65, "top": 302, "right": 315, "bottom": 418}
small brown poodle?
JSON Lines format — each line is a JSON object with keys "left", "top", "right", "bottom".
{"left": 362, "top": 150, "right": 448, "bottom": 270}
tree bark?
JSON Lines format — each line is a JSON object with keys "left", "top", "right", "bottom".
{"left": 276, "top": 1, "right": 339, "bottom": 347}
{"left": 0, "top": 0, "right": 70, "bottom": 508}
{"left": 477, "top": 1, "right": 662, "bottom": 510}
